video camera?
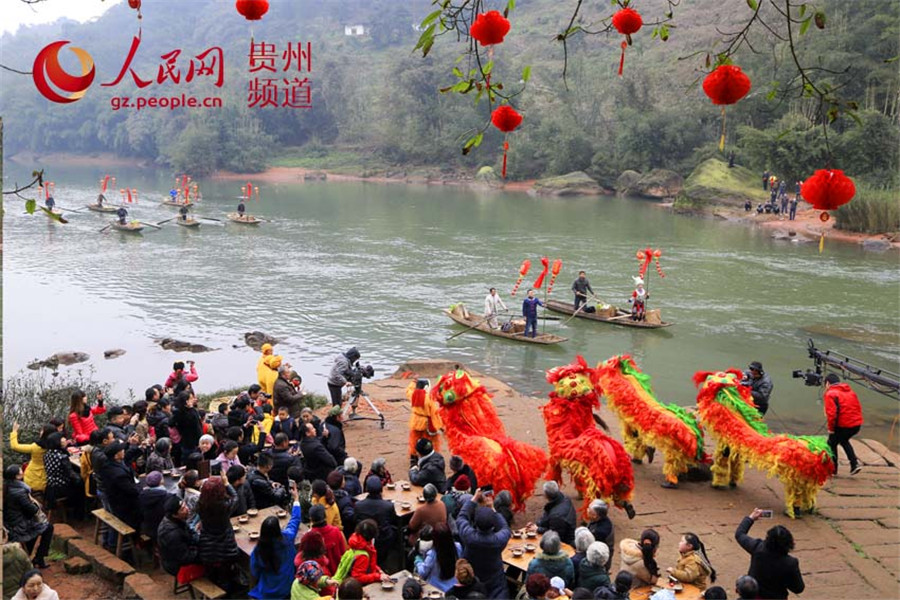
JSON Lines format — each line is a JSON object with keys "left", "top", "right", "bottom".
{"left": 348, "top": 361, "right": 375, "bottom": 396}
{"left": 792, "top": 368, "right": 823, "bottom": 387}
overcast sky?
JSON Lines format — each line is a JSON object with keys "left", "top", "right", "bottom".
{"left": 1, "top": 0, "right": 121, "bottom": 35}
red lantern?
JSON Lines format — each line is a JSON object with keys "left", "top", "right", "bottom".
{"left": 470, "top": 11, "right": 511, "bottom": 46}
{"left": 612, "top": 7, "right": 642, "bottom": 76}
{"left": 547, "top": 259, "right": 563, "bottom": 295}
{"left": 702, "top": 64, "right": 751, "bottom": 151}
{"left": 800, "top": 169, "right": 856, "bottom": 211}
{"left": 511, "top": 259, "right": 532, "bottom": 296}
{"left": 128, "top": 0, "right": 141, "bottom": 9}
{"left": 636, "top": 250, "right": 646, "bottom": 261}
{"left": 236, "top": 0, "right": 269, "bottom": 21}
{"left": 491, "top": 105, "right": 523, "bottom": 179}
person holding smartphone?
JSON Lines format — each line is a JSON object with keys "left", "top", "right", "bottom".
{"left": 734, "top": 508, "right": 804, "bottom": 599}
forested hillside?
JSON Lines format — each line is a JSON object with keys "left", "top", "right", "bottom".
{"left": 1, "top": 0, "right": 896, "bottom": 187}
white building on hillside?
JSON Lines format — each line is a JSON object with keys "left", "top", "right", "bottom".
{"left": 344, "top": 25, "right": 365, "bottom": 36}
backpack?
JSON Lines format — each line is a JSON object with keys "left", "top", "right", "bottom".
{"left": 333, "top": 548, "right": 367, "bottom": 582}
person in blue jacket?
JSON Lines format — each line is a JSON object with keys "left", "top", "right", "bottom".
{"left": 522, "top": 289, "right": 544, "bottom": 338}
{"left": 249, "top": 483, "right": 303, "bottom": 599}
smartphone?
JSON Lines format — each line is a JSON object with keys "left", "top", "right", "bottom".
{"left": 210, "top": 463, "right": 222, "bottom": 477}
{"left": 668, "top": 575, "right": 679, "bottom": 583}
{"left": 482, "top": 485, "right": 493, "bottom": 496}
{"left": 760, "top": 509, "right": 774, "bottom": 518}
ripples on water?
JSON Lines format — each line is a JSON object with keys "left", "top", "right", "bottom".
{"left": 3, "top": 167, "right": 899, "bottom": 446}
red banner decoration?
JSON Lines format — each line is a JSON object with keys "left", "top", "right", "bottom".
{"left": 533, "top": 256, "right": 550, "bottom": 289}
{"left": 612, "top": 7, "right": 643, "bottom": 76}
{"left": 636, "top": 248, "right": 665, "bottom": 279}
{"left": 511, "top": 259, "right": 532, "bottom": 296}
{"left": 546, "top": 259, "right": 563, "bottom": 295}
{"left": 470, "top": 10, "right": 511, "bottom": 46}
{"left": 703, "top": 64, "right": 752, "bottom": 151}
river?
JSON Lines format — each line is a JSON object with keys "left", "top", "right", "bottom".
{"left": 3, "top": 163, "right": 899, "bottom": 449}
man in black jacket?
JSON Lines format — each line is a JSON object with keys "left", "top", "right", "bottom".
{"left": 227, "top": 465, "right": 256, "bottom": 517}
{"left": 354, "top": 476, "right": 399, "bottom": 568}
{"left": 300, "top": 423, "right": 337, "bottom": 483}
{"left": 409, "top": 438, "right": 447, "bottom": 490}
{"left": 248, "top": 453, "right": 289, "bottom": 509}
{"left": 138, "top": 471, "right": 170, "bottom": 542}
{"left": 3, "top": 465, "right": 55, "bottom": 569}
{"left": 265, "top": 433, "right": 304, "bottom": 487}
{"left": 530, "top": 480, "right": 576, "bottom": 546}
{"left": 323, "top": 406, "right": 348, "bottom": 463}
{"left": 445, "top": 455, "right": 477, "bottom": 494}
{"left": 98, "top": 441, "right": 141, "bottom": 530}
{"left": 157, "top": 495, "right": 200, "bottom": 577}
{"left": 734, "top": 508, "right": 804, "bottom": 599}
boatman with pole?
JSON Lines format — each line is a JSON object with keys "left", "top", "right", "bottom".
{"left": 179, "top": 204, "right": 190, "bottom": 222}
{"left": 117, "top": 206, "right": 128, "bottom": 225}
{"left": 237, "top": 200, "right": 246, "bottom": 219}
{"left": 522, "top": 289, "right": 544, "bottom": 338}
{"left": 572, "top": 271, "right": 594, "bottom": 312}
{"left": 483, "top": 288, "right": 507, "bottom": 329}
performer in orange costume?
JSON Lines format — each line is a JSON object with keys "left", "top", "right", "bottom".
{"left": 407, "top": 378, "right": 444, "bottom": 463}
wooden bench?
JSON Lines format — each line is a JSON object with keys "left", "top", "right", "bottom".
{"left": 189, "top": 577, "right": 227, "bottom": 599}
{"left": 91, "top": 508, "right": 135, "bottom": 559}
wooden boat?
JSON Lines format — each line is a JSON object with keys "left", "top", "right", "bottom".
{"left": 545, "top": 299, "right": 674, "bottom": 329}
{"left": 443, "top": 308, "right": 568, "bottom": 345}
{"left": 111, "top": 221, "right": 144, "bottom": 233}
{"left": 162, "top": 200, "right": 194, "bottom": 208}
{"left": 86, "top": 203, "right": 119, "bottom": 213}
{"left": 227, "top": 212, "right": 261, "bottom": 224}
{"left": 177, "top": 218, "right": 201, "bottom": 228}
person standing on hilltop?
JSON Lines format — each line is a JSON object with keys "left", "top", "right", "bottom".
{"left": 762, "top": 170, "right": 770, "bottom": 191}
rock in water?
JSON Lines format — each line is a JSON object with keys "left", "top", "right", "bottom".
{"left": 27, "top": 351, "right": 90, "bottom": 370}
{"left": 244, "top": 331, "right": 280, "bottom": 351}
{"left": 104, "top": 349, "right": 126, "bottom": 360}
{"left": 155, "top": 338, "right": 217, "bottom": 352}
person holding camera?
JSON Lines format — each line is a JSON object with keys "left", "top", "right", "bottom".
{"left": 823, "top": 374, "right": 863, "bottom": 476}
{"left": 165, "top": 361, "right": 199, "bottom": 390}
{"left": 742, "top": 361, "right": 773, "bottom": 416}
{"left": 734, "top": 508, "right": 804, "bottom": 599}
{"left": 68, "top": 390, "right": 106, "bottom": 445}
{"left": 328, "top": 347, "right": 361, "bottom": 407}
{"left": 273, "top": 364, "right": 305, "bottom": 418}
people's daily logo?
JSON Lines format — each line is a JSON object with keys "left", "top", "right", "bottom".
{"left": 33, "top": 41, "right": 96, "bottom": 104}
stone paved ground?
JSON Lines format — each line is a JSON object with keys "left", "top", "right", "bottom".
{"left": 355, "top": 360, "right": 900, "bottom": 600}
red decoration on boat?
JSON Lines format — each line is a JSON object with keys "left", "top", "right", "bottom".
{"left": 491, "top": 105, "right": 523, "bottom": 178}
{"left": 636, "top": 247, "right": 664, "bottom": 279}
{"left": 470, "top": 10, "right": 511, "bottom": 46}
{"left": 612, "top": 7, "right": 642, "bottom": 76}
{"left": 800, "top": 169, "right": 856, "bottom": 211}
{"left": 533, "top": 257, "right": 550, "bottom": 289}
{"left": 702, "top": 64, "right": 751, "bottom": 150}
{"left": 547, "top": 259, "right": 563, "bottom": 295}
{"left": 236, "top": 0, "right": 269, "bottom": 21}
{"left": 511, "top": 259, "right": 532, "bottom": 296}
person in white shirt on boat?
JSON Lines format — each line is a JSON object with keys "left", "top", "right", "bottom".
{"left": 483, "top": 288, "right": 508, "bottom": 329}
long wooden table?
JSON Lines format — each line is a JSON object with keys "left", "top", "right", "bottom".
{"left": 233, "top": 505, "right": 308, "bottom": 557}
{"left": 355, "top": 480, "right": 441, "bottom": 518}
{"left": 502, "top": 536, "right": 576, "bottom": 573}
{"left": 364, "top": 569, "right": 444, "bottom": 600}
{"left": 630, "top": 582, "right": 703, "bottom": 600}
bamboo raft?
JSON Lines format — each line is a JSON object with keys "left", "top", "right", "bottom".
{"left": 227, "top": 212, "right": 261, "bottom": 224}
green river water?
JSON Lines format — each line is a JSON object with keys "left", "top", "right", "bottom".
{"left": 3, "top": 164, "right": 899, "bottom": 448}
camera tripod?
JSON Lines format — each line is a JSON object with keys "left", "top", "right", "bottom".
{"left": 342, "top": 384, "right": 385, "bottom": 429}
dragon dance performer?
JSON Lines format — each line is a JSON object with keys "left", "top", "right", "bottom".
{"left": 407, "top": 378, "right": 443, "bottom": 464}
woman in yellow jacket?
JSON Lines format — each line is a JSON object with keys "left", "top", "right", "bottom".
{"left": 257, "top": 343, "right": 274, "bottom": 391}
{"left": 666, "top": 533, "right": 717, "bottom": 591}
{"left": 10, "top": 421, "right": 49, "bottom": 492}
{"left": 311, "top": 480, "right": 342, "bottom": 529}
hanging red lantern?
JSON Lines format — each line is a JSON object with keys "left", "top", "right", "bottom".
{"left": 636, "top": 250, "right": 646, "bottom": 261}
{"left": 470, "top": 10, "right": 511, "bottom": 46}
{"left": 800, "top": 169, "right": 856, "bottom": 211}
{"left": 127, "top": 0, "right": 141, "bottom": 9}
{"left": 491, "top": 105, "right": 523, "bottom": 179}
{"left": 236, "top": 0, "right": 269, "bottom": 21}
{"left": 511, "top": 259, "right": 532, "bottom": 296}
{"left": 612, "top": 7, "right": 642, "bottom": 76}
{"left": 547, "top": 259, "right": 563, "bottom": 295}
{"left": 702, "top": 64, "right": 751, "bottom": 151}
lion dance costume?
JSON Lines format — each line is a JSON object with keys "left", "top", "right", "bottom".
{"left": 541, "top": 356, "right": 636, "bottom": 518}
{"left": 431, "top": 367, "right": 547, "bottom": 511}
{"left": 407, "top": 381, "right": 444, "bottom": 460}
{"left": 694, "top": 370, "right": 834, "bottom": 518}
{"left": 595, "top": 355, "right": 707, "bottom": 487}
